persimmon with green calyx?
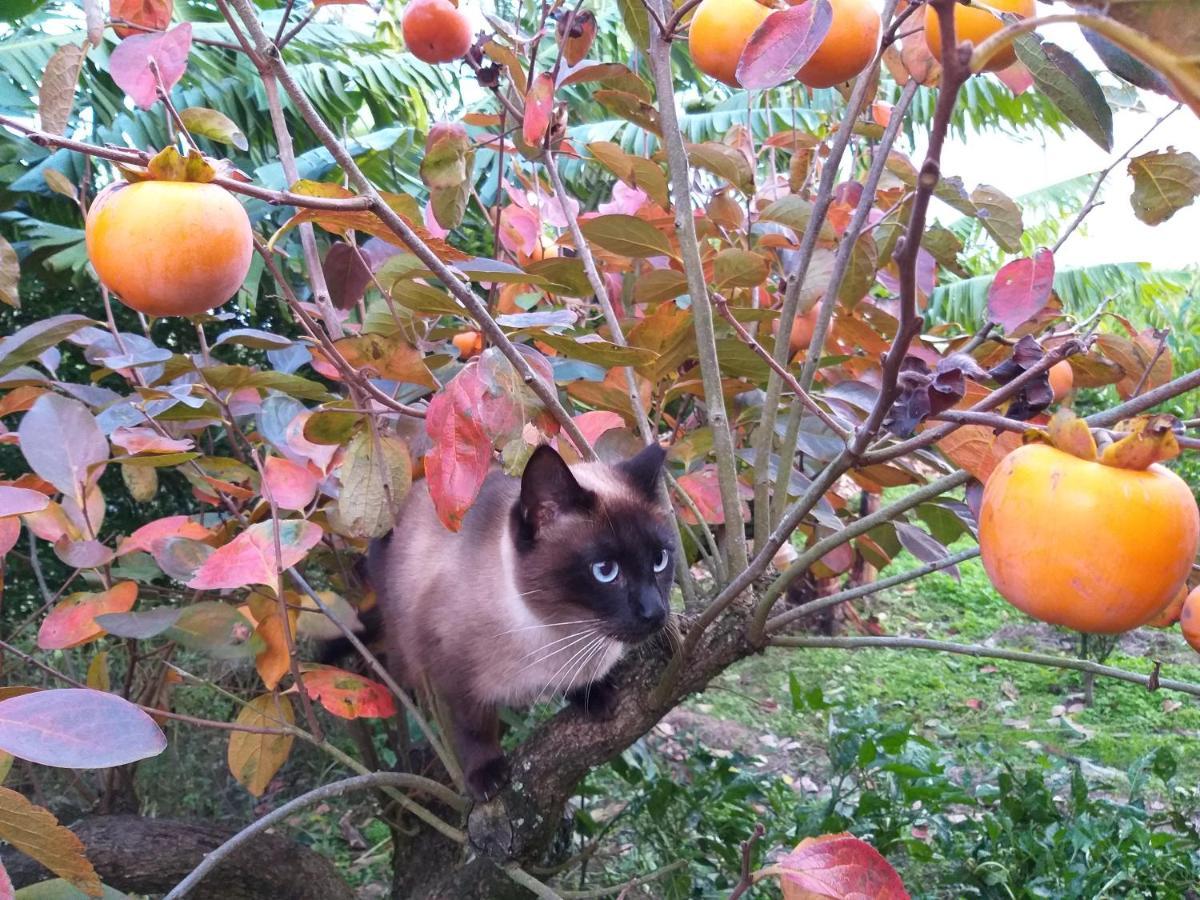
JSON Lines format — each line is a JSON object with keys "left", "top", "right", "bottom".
{"left": 688, "top": 0, "right": 772, "bottom": 87}
{"left": 403, "top": 0, "right": 473, "bottom": 65}
{"left": 924, "top": 0, "right": 1036, "bottom": 73}
{"left": 85, "top": 147, "right": 252, "bottom": 318}
{"left": 979, "top": 410, "right": 1199, "bottom": 634}
{"left": 789, "top": 0, "right": 881, "bottom": 89}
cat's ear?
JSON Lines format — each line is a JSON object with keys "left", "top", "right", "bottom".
{"left": 619, "top": 442, "right": 667, "bottom": 500}
{"left": 520, "top": 444, "right": 592, "bottom": 531}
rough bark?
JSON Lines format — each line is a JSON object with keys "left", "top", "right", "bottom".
{"left": 2, "top": 814, "right": 355, "bottom": 900}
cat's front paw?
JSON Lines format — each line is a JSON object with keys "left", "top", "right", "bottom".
{"left": 466, "top": 755, "right": 509, "bottom": 803}
{"left": 568, "top": 678, "right": 619, "bottom": 721}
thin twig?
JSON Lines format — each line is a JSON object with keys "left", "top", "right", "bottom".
{"left": 1130, "top": 328, "right": 1170, "bottom": 398}
{"left": 559, "top": 860, "right": 688, "bottom": 898}
{"left": 1053, "top": 103, "right": 1182, "bottom": 252}
{"left": 1086, "top": 366, "right": 1200, "bottom": 428}
{"left": 163, "top": 773, "right": 466, "bottom": 900}
{"left": 712, "top": 292, "right": 850, "bottom": 440}
{"left": 727, "top": 823, "right": 765, "bottom": 900}
{"left": 768, "top": 634, "right": 1200, "bottom": 699}
{"left": 766, "top": 547, "right": 979, "bottom": 634}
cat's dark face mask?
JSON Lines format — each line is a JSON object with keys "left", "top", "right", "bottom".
{"left": 513, "top": 443, "right": 675, "bottom": 644}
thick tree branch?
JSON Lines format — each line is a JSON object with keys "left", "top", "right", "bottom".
{"left": 162, "top": 773, "right": 466, "bottom": 900}
{"left": 648, "top": 0, "right": 748, "bottom": 571}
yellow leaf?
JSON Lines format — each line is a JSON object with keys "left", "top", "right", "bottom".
{"left": 227, "top": 695, "right": 295, "bottom": 797}
{"left": 1047, "top": 408, "right": 1097, "bottom": 461}
{"left": 0, "top": 787, "right": 101, "bottom": 896}
{"left": 253, "top": 614, "right": 291, "bottom": 691}
{"left": 85, "top": 652, "right": 110, "bottom": 692}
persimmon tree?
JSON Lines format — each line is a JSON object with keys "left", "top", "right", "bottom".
{"left": 1, "top": 0, "right": 1200, "bottom": 897}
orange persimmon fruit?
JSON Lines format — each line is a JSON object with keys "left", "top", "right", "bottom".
{"left": 687, "top": 0, "right": 772, "bottom": 87}
{"left": 979, "top": 442, "right": 1199, "bottom": 634}
{"left": 1146, "top": 583, "right": 1189, "bottom": 628}
{"left": 85, "top": 180, "right": 252, "bottom": 317}
{"left": 402, "top": 0, "right": 473, "bottom": 65}
{"left": 452, "top": 330, "right": 484, "bottom": 359}
{"left": 1049, "top": 360, "right": 1074, "bottom": 401}
{"left": 924, "top": 0, "right": 1036, "bottom": 72}
{"left": 1179, "top": 587, "right": 1200, "bottom": 651}
{"left": 790, "top": 0, "right": 882, "bottom": 89}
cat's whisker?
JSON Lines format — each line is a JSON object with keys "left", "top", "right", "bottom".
{"left": 541, "top": 636, "right": 604, "bottom": 705}
{"left": 559, "top": 636, "right": 608, "bottom": 702}
{"left": 492, "top": 617, "right": 603, "bottom": 638}
{"left": 513, "top": 628, "right": 598, "bottom": 668}
{"left": 513, "top": 629, "right": 598, "bottom": 677}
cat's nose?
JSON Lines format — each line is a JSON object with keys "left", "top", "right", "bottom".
{"left": 633, "top": 591, "right": 667, "bottom": 630}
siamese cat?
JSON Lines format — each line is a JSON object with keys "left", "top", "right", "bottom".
{"left": 366, "top": 442, "right": 675, "bottom": 801}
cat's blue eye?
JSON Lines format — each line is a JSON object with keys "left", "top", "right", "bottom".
{"left": 654, "top": 549, "right": 670, "bottom": 573}
{"left": 592, "top": 560, "right": 619, "bottom": 583}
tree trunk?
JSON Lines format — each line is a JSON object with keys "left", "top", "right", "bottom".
{"left": 2, "top": 814, "right": 355, "bottom": 900}
{"left": 391, "top": 592, "right": 758, "bottom": 897}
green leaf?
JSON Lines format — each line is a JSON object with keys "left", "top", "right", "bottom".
{"left": 758, "top": 195, "right": 836, "bottom": 241}
{"left": 921, "top": 225, "right": 967, "bottom": 276}
{"left": 1127, "top": 149, "right": 1200, "bottom": 225}
{"left": 633, "top": 269, "right": 688, "bottom": 304}
{"left": 211, "top": 328, "right": 294, "bottom": 350}
{"left": 525, "top": 257, "right": 594, "bottom": 296}
{"left": 534, "top": 332, "right": 659, "bottom": 367}
{"left": 178, "top": 107, "right": 249, "bottom": 151}
{"left": 617, "top": 0, "right": 650, "bottom": 50}
{"left": 387, "top": 281, "right": 462, "bottom": 316}
{"left": 970, "top": 184, "right": 1024, "bottom": 253}
{"left": 200, "top": 365, "right": 334, "bottom": 402}
{"left": 332, "top": 430, "right": 412, "bottom": 539}
{"left": 579, "top": 214, "right": 678, "bottom": 260}
{"left": 0, "top": 235, "right": 18, "bottom": 309}
{"left": 836, "top": 232, "right": 879, "bottom": 308}
{"left": 304, "top": 409, "right": 363, "bottom": 445}
{"left": 1014, "top": 34, "right": 1113, "bottom": 152}
{"left": 594, "top": 90, "right": 661, "bottom": 137}
{"left": 15, "top": 878, "right": 131, "bottom": 899}
{"left": 685, "top": 142, "right": 755, "bottom": 194}
{"left": 0, "top": 315, "right": 93, "bottom": 377}
{"left": 713, "top": 249, "right": 769, "bottom": 289}
{"left": 165, "top": 602, "right": 261, "bottom": 659}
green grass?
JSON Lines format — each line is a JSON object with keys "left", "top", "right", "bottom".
{"left": 697, "top": 549, "right": 1200, "bottom": 781}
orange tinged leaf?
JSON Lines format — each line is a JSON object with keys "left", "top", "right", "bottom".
{"left": 227, "top": 694, "right": 295, "bottom": 797}
{"left": 186, "top": 520, "right": 324, "bottom": 590}
{"left": 37, "top": 582, "right": 138, "bottom": 651}
{"left": 936, "top": 424, "right": 1023, "bottom": 482}
{"left": 263, "top": 456, "right": 319, "bottom": 512}
{"left": 117, "top": 515, "right": 213, "bottom": 556}
{"left": 0, "top": 787, "right": 101, "bottom": 896}
{"left": 253, "top": 613, "right": 291, "bottom": 691}
{"left": 523, "top": 73, "right": 556, "bottom": 147}
{"left": 301, "top": 666, "right": 397, "bottom": 719}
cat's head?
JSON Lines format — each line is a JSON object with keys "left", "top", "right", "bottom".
{"left": 513, "top": 442, "right": 675, "bottom": 644}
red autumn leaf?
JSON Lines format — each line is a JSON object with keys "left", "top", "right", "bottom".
{"left": 301, "top": 666, "right": 397, "bottom": 719}
{"left": 523, "top": 72, "right": 556, "bottom": 147}
{"left": 0, "top": 485, "right": 49, "bottom": 517}
{"left": 37, "top": 582, "right": 139, "bottom": 651}
{"left": 779, "top": 833, "right": 909, "bottom": 900}
{"left": 736, "top": 0, "right": 833, "bottom": 90}
{"left": 424, "top": 370, "right": 494, "bottom": 532}
{"left": 53, "top": 537, "right": 115, "bottom": 569}
{"left": 0, "top": 856, "right": 13, "bottom": 900}
{"left": 111, "top": 0, "right": 174, "bottom": 38}
{"left": 117, "top": 514, "right": 213, "bottom": 556}
{"left": 498, "top": 204, "right": 541, "bottom": 257}
{"left": 0, "top": 517, "right": 21, "bottom": 558}
{"left": 674, "top": 465, "right": 752, "bottom": 525}
{"left": 570, "top": 410, "right": 625, "bottom": 449}
{"left": 108, "top": 22, "right": 192, "bottom": 109}
{"left": 284, "top": 411, "right": 339, "bottom": 474}
{"left": 263, "top": 456, "right": 319, "bottom": 512}
{"left": 987, "top": 248, "right": 1055, "bottom": 332}
{"left": 110, "top": 425, "right": 194, "bottom": 455}
{"left": 187, "top": 520, "right": 324, "bottom": 590}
